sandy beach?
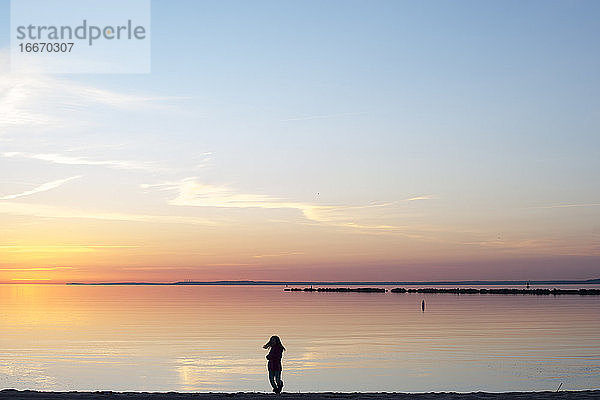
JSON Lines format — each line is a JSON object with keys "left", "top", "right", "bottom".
{"left": 1, "top": 390, "right": 599, "bottom": 400}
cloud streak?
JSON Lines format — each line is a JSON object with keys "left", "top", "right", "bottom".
{"left": 252, "top": 251, "right": 304, "bottom": 258}
{"left": 528, "top": 203, "right": 600, "bottom": 209}
{"left": 406, "top": 195, "right": 437, "bottom": 201}
{"left": 0, "top": 245, "right": 138, "bottom": 253}
{"left": 0, "top": 266, "right": 74, "bottom": 271}
{"left": 145, "top": 177, "right": 436, "bottom": 236}
{"left": 0, "top": 201, "right": 217, "bottom": 226}
{"left": 2, "top": 151, "right": 157, "bottom": 171}
{"left": 464, "top": 237, "right": 600, "bottom": 257}
{"left": 282, "top": 111, "right": 368, "bottom": 122}
{"left": 0, "top": 50, "right": 186, "bottom": 130}
{"left": 0, "top": 175, "right": 81, "bottom": 200}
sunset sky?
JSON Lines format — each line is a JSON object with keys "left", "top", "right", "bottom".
{"left": 1, "top": 0, "right": 599, "bottom": 283}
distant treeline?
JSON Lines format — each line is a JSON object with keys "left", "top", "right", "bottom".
{"left": 284, "top": 287, "right": 600, "bottom": 295}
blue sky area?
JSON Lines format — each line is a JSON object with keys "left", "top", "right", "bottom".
{"left": 0, "top": 0, "right": 599, "bottom": 282}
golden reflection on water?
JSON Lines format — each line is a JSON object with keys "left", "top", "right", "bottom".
{"left": 0, "top": 284, "right": 599, "bottom": 392}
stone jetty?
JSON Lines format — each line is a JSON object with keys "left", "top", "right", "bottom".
{"left": 390, "top": 287, "right": 600, "bottom": 295}
{"left": 284, "top": 287, "right": 387, "bottom": 293}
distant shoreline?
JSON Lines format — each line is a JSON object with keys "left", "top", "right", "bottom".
{"left": 1, "top": 390, "right": 599, "bottom": 400}
{"left": 66, "top": 279, "right": 600, "bottom": 286}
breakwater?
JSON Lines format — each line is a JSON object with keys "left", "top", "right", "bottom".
{"left": 284, "top": 287, "right": 386, "bottom": 293}
{"left": 283, "top": 287, "right": 600, "bottom": 295}
{"left": 390, "top": 287, "right": 600, "bottom": 295}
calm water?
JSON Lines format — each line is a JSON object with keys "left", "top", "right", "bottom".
{"left": 0, "top": 284, "right": 599, "bottom": 392}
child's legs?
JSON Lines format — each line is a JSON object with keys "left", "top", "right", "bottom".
{"left": 274, "top": 370, "right": 283, "bottom": 387}
{"left": 268, "top": 370, "right": 283, "bottom": 389}
{"left": 268, "top": 370, "right": 278, "bottom": 389}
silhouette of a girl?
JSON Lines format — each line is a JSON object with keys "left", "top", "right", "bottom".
{"left": 263, "top": 335, "right": 285, "bottom": 393}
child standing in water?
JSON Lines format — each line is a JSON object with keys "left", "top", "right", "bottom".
{"left": 263, "top": 335, "right": 285, "bottom": 393}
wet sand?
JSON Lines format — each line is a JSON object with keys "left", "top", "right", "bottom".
{"left": 1, "top": 390, "right": 598, "bottom": 400}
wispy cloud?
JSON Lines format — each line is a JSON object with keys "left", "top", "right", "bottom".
{"left": 64, "top": 142, "right": 129, "bottom": 152}
{"left": 464, "top": 237, "right": 600, "bottom": 257}
{"left": 281, "top": 111, "right": 367, "bottom": 122}
{"left": 0, "top": 175, "right": 81, "bottom": 200}
{"left": 527, "top": 203, "right": 600, "bottom": 209}
{"left": 168, "top": 179, "right": 309, "bottom": 210}
{"left": 0, "top": 50, "right": 186, "bottom": 130}
{"left": 2, "top": 151, "right": 157, "bottom": 171}
{"left": 406, "top": 195, "right": 437, "bottom": 201}
{"left": 144, "top": 177, "right": 436, "bottom": 236}
{"left": 0, "top": 201, "right": 217, "bottom": 226}
{"left": 0, "top": 266, "right": 74, "bottom": 271}
{"left": 203, "top": 263, "right": 255, "bottom": 267}
{"left": 121, "top": 266, "right": 201, "bottom": 271}
{"left": 11, "top": 278, "right": 52, "bottom": 280}
{"left": 157, "top": 178, "right": 344, "bottom": 226}
{"left": 0, "top": 245, "right": 138, "bottom": 253}
{"left": 252, "top": 251, "right": 304, "bottom": 258}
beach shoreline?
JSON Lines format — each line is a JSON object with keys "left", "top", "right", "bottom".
{"left": 1, "top": 390, "right": 599, "bottom": 400}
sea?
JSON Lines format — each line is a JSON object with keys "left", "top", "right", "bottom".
{"left": 1, "top": 284, "right": 598, "bottom": 393}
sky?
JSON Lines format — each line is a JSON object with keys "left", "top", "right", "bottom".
{"left": 1, "top": 0, "right": 599, "bottom": 283}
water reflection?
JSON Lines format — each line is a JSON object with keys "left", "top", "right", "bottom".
{"left": 176, "top": 357, "right": 262, "bottom": 391}
{"left": 0, "top": 284, "right": 598, "bottom": 392}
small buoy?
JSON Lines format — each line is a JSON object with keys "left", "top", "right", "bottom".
{"left": 421, "top": 299, "right": 425, "bottom": 312}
